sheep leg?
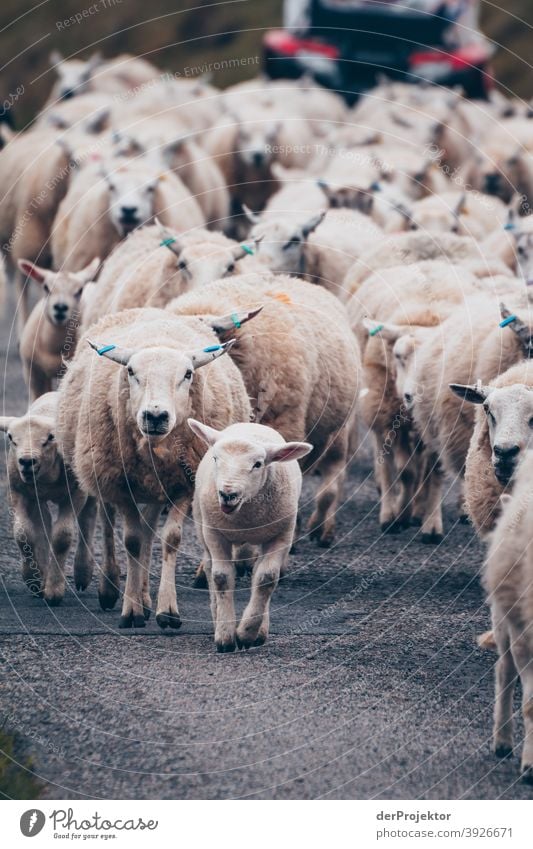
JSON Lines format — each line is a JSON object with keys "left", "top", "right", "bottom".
{"left": 374, "top": 433, "right": 400, "bottom": 533}
{"left": 73, "top": 496, "right": 97, "bottom": 591}
{"left": 14, "top": 267, "right": 31, "bottom": 338}
{"left": 507, "top": 623, "right": 533, "bottom": 781}
{"left": 98, "top": 502, "right": 120, "bottom": 611}
{"left": 12, "top": 497, "right": 51, "bottom": 596}
{"left": 392, "top": 430, "right": 417, "bottom": 531}
{"left": 203, "top": 530, "right": 235, "bottom": 652}
{"left": 119, "top": 502, "right": 158, "bottom": 629}
{"left": 29, "top": 365, "right": 52, "bottom": 402}
{"left": 492, "top": 607, "right": 517, "bottom": 758}
{"left": 156, "top": 495, "right": 190, "bottom": 630}
{"left": 308, "top": 429, "right": 348, "bottom": 547}
{"left": 418, "top": 463, "right": 444, "bottom": 545}
{"left": 236, "top": 535, "right": 290, "bottom": 649}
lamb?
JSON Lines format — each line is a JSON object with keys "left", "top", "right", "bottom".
{"left": 189, "top": 419, "right": 312, "bottom": 651}
{"left": 57, "top": 307, "right": 252, "bottom": 628}
{"left": 18, "top": 258, "right": 99, "bottom": 399}
{"left": 483, "top": 449, "right": 533, "bottom": 783}
{"left": 79, "top": 225, "right": 258, "bottom": 331}
{"left": 452, "top": 362, "right": 533, "bottom": 535}
{"left": 46, "top": 52, "right": 160, "bottom": 103}
{"left": 51, "top": 155, "right": 205, "bottom": 271}
{"left": 0, "top": 392, "right": 96, "bottom": 604}
{"left": 343, "top": 231, "right": 514, "bottom": 299}
{"left": 167, "top": 272, "right": 360, "bottom": 548}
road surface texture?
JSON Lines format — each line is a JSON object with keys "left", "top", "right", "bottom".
{"left": 0, "top": 298, "right": 531, "bottom": 801}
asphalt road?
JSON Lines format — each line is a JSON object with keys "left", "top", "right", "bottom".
{"left": 0, "top": 296, "right": 532, "bottom": 801}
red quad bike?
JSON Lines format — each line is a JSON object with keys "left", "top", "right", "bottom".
{"left": 263, "top": 0, "right": 494, "bottom": 102}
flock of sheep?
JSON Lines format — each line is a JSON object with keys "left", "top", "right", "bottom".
{"left": 2, "top": 52, "right": 533, "bottom": 782}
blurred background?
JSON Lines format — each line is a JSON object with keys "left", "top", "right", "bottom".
{"left": 0, "top": 0, "right": 532, "bottom": 126}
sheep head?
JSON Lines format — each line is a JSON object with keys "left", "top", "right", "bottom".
{"left": 18, "top": 258, "right": 99, "bottom": 327}
{"left": 0, "top": 410, "right": 58, "bottom": 483}
{"left": 88, "top": 339, "right": 235, "bottom": 440}
{"left": 450, "top": 381, "right": 533, "bottom": 485}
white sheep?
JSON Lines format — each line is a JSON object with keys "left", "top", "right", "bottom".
{"left": 483, "top": 449, "right": 533, "bottom": 782}
{"left": 51, "top": 155, "right": 205, "bottom": 271}
{"left": 46, "top": 52, "right": 159, "bottom": 103}
{"left": 57, "top": 307, "right": 252, "bottom": 627}
{"left": 189, "top": 419, "right": 312, "bottom": 652}
{"left": 1, "top": 392, "right": 96, "bottom": 604}
{"left": 19, "top": 258, "right": 99, "bottom": 399}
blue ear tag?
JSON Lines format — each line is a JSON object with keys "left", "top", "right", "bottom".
{"left": 203, "top": 345, "right": 222, "bottom": 353}
{"left": 369, "top": 324, "right": 384, "bottom": 337}
{"left": 500, "top": 315, "right": 517, "bottom": 328}
{"left": 503, "top": 222, "right": 515, "bottom": 231}
{"left": 160, "top": 237, "right": 176, "bottom": 247}
{"left": 231, "top": 313, "right": 241, "bottom": 329}
{"left": 96, "top": 344, "right": 116, "bottom": 356}
{"left": 240, "top": 243, "right": 254, "bottom": 256}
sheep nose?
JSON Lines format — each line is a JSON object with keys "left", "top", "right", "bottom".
{"left": 493, "top": 444, "right": 520, "bottom": 459}
{"left": 252, "top": 151, "right": 264, "bottom": 167}
{"left": 54, "top": 302, "right": 68, "bottom": 314}
{"left": 404, "top": 392, "right": 413, "bottom": 405}
{"left": 121, "top": 206, "right": 138, "bottom": 219}
{"left": 484, "top": 174, "right": 500, "bottom": 195}
{"left": 219, "top": 490, "right": 240, "bottom": 503}
{"left": 19, "top": 457, "right": 38, "bottom": 469}
{"left": 61, "top": 89, "right": 75, "bottom": 100}
{"left": 142, "top": 409, "right": 169, "bottom": 431}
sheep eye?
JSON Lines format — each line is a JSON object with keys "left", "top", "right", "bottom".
{"left": 7, "top": 433, "right": 12, "bottom": 442}
{"left": 252, "top": 461, "right": 262, "bottom": 469}
{"left": 178, "top": 260, "right": 187, "bottom": 271}
{"left": 46, "top": 433, "right": 55, "bottom": 443}
{"left": 529, "top": 417, "right": 533, "bottom": 429}
{"left": 226, "top": 263, "right": 235, "bottom": 273}
{"left": 184, "top": 369, "right": 192, "bottom": 380}
{"left": 127, "top": 366, "right": 134, "bottom": 377}
{"left": 518, "top": 245, "right": 525, "bottom": 256}
{"left": 43, "top": 284, "right": 50, "bottom": 294}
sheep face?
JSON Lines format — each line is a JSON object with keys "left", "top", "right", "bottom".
{"left": 17, "top": 258, "right": 100, "bottom": 327}
{"left": 236, "top": 121, "right": 279, "bottom": 170}
{"left": 0, "top": 415, "right": 57, "bottom": 483}
{"left": 450, "top": 382, "right": 533, "bottom": 484}
{"left": 89, "top": 340, "right": 234, "bottom": 441}
{"left": 514, "top": 231, "right": 533, "bottom": 285}
{"left": 392, "top": 334, "right": 420, "bottom": 405}
{"left": 174, "top": 243, "right": 248, "bottom": 288}
{"left": 188, "top": 420, "right": 312, "bottom": 514}
{"left": 105, "top": 167, "right": 159, "bottom": 237}
{"left": 249, "top": 212, "right": 325, "bottom": 274}
{"left": 50, "top": 51, "right": 102, "bottom": 101}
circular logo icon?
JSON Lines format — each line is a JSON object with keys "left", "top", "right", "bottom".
{"left": 20, "top": 810, "right": 46, "bottom": 837}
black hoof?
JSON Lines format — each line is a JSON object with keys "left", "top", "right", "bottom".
{"left": 156, "top": 611, "right": 182, "bottom": 630}
{"left": 289, "top": 544, "right": 297, "bottom": 555}
{"left": 98, "top": 586, "right": 120, "bottom": 611}
{"left": 143, "top": 606, "right": 151, "bottom": 620}
{"left": 494, "top": 743, "right": 514, "bottom": 759}
{"left": 254, "top": 634, "right": 266, "bottom": 647}
{"left": 521, "top": 766, "right": 533, "bottom": 784}
{"left": 421, "top": 532, "right": 443, "bottom": 545}
{"left": 459, "top": 513, "right": 471, "bottom": 525}
{"left": 381, "top": 520, "right": 402, "bottom": 535}
{"left": 216, "top": 641, "right": 236, "bottom": 653}
{"left": 193, "top": 568, "right": 208, "bottom": 589}
{"left": 44, "top": 595, "right": 63, "bottom": 607}
{"left": 235, "top": 563, "right": 246, "bottom": 578}
{"left": 411, "top": 516, "right": 422, "bottom": 527}
{"left": 118, "top": 613, "right": 146, "bottom": 629}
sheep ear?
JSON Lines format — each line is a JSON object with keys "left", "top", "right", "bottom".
{"left": 208, "top": 305, "right": 263, "bottom": 334}
{"left": 189, "top": 339, "right": 235, "bottom": 370}
{"left": 50, "top": 50, "right": 63, "bottom": 67}
{"left": 74, "top": 257, "right": 100, "bottom": 284}
{"left": 155, "top": 220, "right": 183, "bottom": 256}
{"left": 454, "top": 192, "right": 467, "bottom": 217}
{"left": 0, "top": 417, "right": 14, "bottom": 432}
{"left": 242, "top": 204, "right": 260, "bottom": 224}
{"left": 449, "top": 382, "right": 489, "bottom": 404}
{"left": 264, "top": 441, "right": 313, "bottom": 464}
{"left": 186, "top": 418, "right": 220, "bottom": 446}
{"left": 231, "top": 234, "right": 264, "bottom": 260}
{"left": 301, "top": 210, "right": 326, "bottom": 238}
{"left": 17, "top": 260, "right": 54, "bottom": 286}
{"left": 499, "top": 303, "right": 531, "bottom": 349}
{"left": 87, "top": 340, "right": 134, "bottom": 365}
{"left": 316, "top": 180, "right": 336, "bottom": 205}
{"left": 362, "top": 318, "right": 403, "bottom": 342}
{"left": 87, "top": 52, "right": 103, "bottom": 73}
